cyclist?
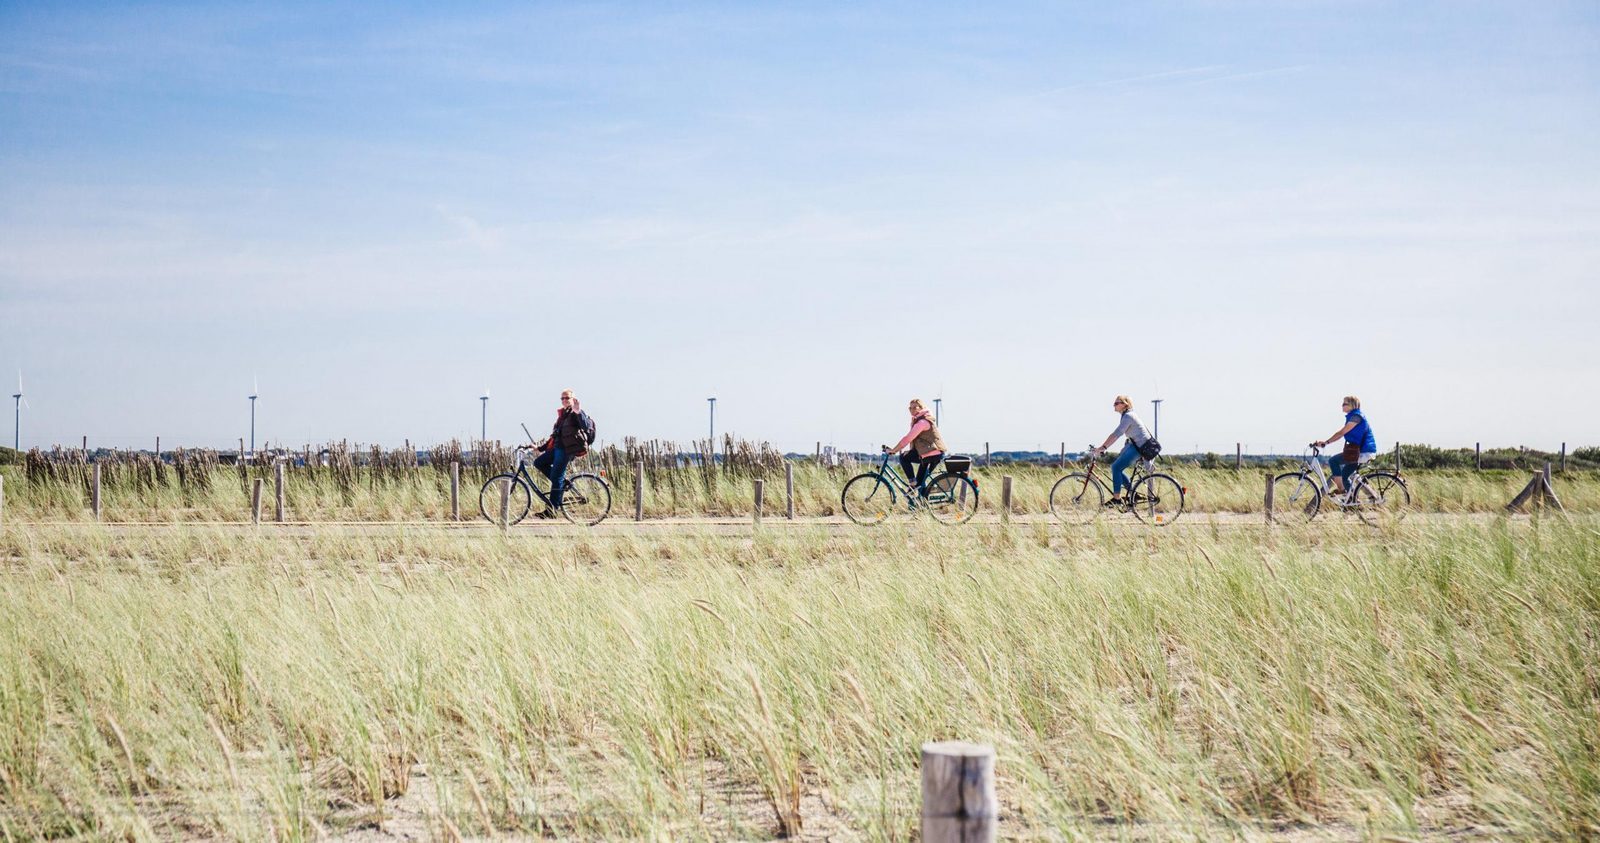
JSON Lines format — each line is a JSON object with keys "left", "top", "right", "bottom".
{"left": 1314, "top": 395, "right": 1377, "bottom": 498}
{"left": 1090, "top": 395, "right": 1152, "bottom": 506}
{"left": 884, "top": 398, "right": 945, "bottom": 498}
{"left": 532, "top": 389, "right": 593, "bottom": 517}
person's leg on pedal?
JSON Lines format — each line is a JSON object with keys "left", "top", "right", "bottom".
{"left": 1327, "top": 454, "right": 1347, "bottom": 495}
{"left": 1111, "top": 445, "right": 1137, "bottom": 502}
{"left": 899, "top": 451, "right": 919, "bottom": 486}
{"left": 913, "top": 454, "right": 942, "bottom": 496}
{"left": 547, "top": 446, "right": 571, "bottom": 509}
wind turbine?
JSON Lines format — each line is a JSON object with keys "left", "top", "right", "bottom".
{"left": 248, "top": 375, "right": 259, "bottom": 456}
{"left": 11, "top": 371, "right": 28, "bottom": 451}
{"left": 480, "top": 389, "right": 490, "bottom": 441}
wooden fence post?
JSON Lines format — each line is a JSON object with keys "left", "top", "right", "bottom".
{"left": 1264, "top": 472, "right": 1275, "bottom": 524}
{"left": 155, "top": 436, "right": 160, "bottom": 459}
{"left": 239, "top": 438, "right": 245, "bottom": 461}
{"left": 251, "top": 478, "right": 263, "bottom": 524}
{"left": 816, "top": 441, "right": 821, "bottom": 462}
{"left": 0, "top": 475, "right": 5, "bottom": 526}
{"left": 450, "top": 461, "right": 461, "bottom": 521}
{"left": 1236, "top": 443, "right": 1242, "bottom": 469}
{"left": 753, "top": 479, "right": 764, "bottom": 525}
{"left": 1059, "top": 442, "right": 1066, "bottom": 469}
{"left": 498, "top": 477, "right": 511, "bottom": 531}
{"left": 785, "top": 462, "right": 795, "bottom": 519}
{"left": 1544, "top": 462, "right": 1553, "bottom": 486}
{"left": 1000, "top": 476, "right": 1013, "bottom": 522}
{"left": 634, "top": 461, "right": 645, "bottom": 522}
{"left": 984, "top": 442, "right": 990, "bottom": 467}
{"left": 82, "top": 435, "right": 88, "bottom": 461}
{"left": 1475, "top": 442, "right": 1482, "bottom": 471}
{"left": 921, "top": 741, "right": 997, "bottom": 843}
{"left": 1560, "top": 443, "right": 1566, "bottom": 473}
{"left": 1394, "top": 442, "right": 1402, "bottom": 473}
{"left": 274, "top": 461, "right": 286, "bottom": 523}
{"left": 91, "top": 463, "right": 102, "bottom": 521}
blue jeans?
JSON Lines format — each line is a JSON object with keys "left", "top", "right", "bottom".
{"left": 1327, "top": 452, "right": 1369, "bottom": 487}
{"left": 1112, "top": 446, "right": 1139, "bottom": 495}
{"left": 533, "top": 446, "right": 571, "bottom": 508}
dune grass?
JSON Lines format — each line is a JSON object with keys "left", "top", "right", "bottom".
{"left": 3, "top": 461, "right": 1597, "bottom": 523}
{"left": 1, "top": 515, "right": 1596, "bottom": 840}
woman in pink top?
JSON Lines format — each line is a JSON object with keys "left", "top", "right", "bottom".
{"left": 884, "top": 398, "right": 947, "bottom": 497}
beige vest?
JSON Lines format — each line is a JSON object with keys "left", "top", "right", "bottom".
{"left": 910, "top": 416, "right": 947, "bottom": 456}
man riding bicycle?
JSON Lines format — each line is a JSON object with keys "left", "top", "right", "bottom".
{"left": 1090, "top": 395, "right": 1155, "bottom": 506}
{"left": 1314, "top": 395, "right": 1376, "bottom": 498}
{"left": 532, "top": 389, "right": 593, "bottom": 517}
{"left": 884, "top": 398, "right": 945, "bottom": 498}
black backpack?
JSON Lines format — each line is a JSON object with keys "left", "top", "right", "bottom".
{"left": 579, "top": 411, "right": 597, "bottom": 446}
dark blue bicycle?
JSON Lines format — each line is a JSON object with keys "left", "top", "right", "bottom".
{"left": 840, "top": 451, "right": 979, "bottom": 525}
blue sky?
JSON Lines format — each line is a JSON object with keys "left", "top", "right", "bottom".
{"left": 2, "top": 1, "right": 1597, "bottom": 454}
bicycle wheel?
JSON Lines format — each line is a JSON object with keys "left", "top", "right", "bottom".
{"left": 559, "top": 473, "right": 612, "bottom": 525}
{"left": 1049, "top": 473, "right": 1106, "bottom": 524}
{"left": 841, "top": 474, "right": 896, "bottom": 525}
{"left": 925, "top": 473, "right": 979, "bottom": 524}
{"left": 1269, "top": 472, "right": 1321, "bottom": 522}
{"left": 1130, "top": 473, "right": 1184, "bottom": 526}
{"left": 1350, "top": 471, "right": 1410, "bottom": 527}
{"left": 478, "top": 474, "right": 534, "bottom": 526}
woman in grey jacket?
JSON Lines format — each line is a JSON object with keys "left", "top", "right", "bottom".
{"left": 1091, "top": 395, "right": 1152, "bottom": 505}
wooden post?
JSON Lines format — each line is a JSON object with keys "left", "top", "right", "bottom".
{"left": 984, "top": 442, "right": 990, "bottom": 467}
{"left": 1544, "top": 462, "right": 1552, "bottom": 486}
{"left": 753, "top": 479, "right": 764, "bottom": 524}
{"left": 1000, "top": 476, "right": 1013, "bottom": 521}
{"left": 1264, "top": 472, "right": 1274, "bottom": 524}
{"left": 1475, "top": 442, "right": 1482, "bottom": 471}
{"left": 82, "top": 435, "right": 88, "bottom": 461}
{"left": 921, "top": 741, "right": 997, "bottom": 843}
{"left": 498, "top": 477, "right": 511, "bottom": 531}
{"left": 1236, "top": 443, "right": 1242, "bottom": 469}
{"left": 1059, "top": 442, "right": 1065, "bottom": 469}
{"left": 240, "top": 438, "right": 246, "bottom": 461}
{"left": 816, "top": 441, "right": 821, "bottom": 462}
{"left": 0, "top": 475, "right": 5, "bottom": 526}
{"left": 785, "top": 462, "right": 795, "bottom": 519}
{"left": 634, "top": 461, "right": 645, "bottom": 522}
{"left": 1560, "top": 443, "right": 1566, "bottom": 473}
{"left": 1394, "top": 442, "right": 1402, "bottom": 473}
{"left": 251, "top": 478, "right": 263, "bottom": 524}
{"left": 274, "top": 461, "right": 286, "bottom": 523}
{"left": 155, "top": 436, "right": 160, "bottom": 459}
{"left": 91, "top": 463, "right": 101, "bottom": 521}
{"left": 450, "top": 461, "right": 461, "bottom": 521}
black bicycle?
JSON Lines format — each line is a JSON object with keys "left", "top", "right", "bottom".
{"left": 479, "top": 444, "right": 612, "bottom": 526}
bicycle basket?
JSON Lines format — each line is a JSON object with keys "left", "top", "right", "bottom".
{"left": 943, "top": 455, "right": 972, "bottom": 475}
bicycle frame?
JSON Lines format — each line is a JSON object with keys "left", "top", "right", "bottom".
{"left": 1299, "top": 446, "right": 1370, "bottom": 501}
{"left": 865, "top": 453, "right": 969, "bottom": 507}
{"left": 512, "top": 448, "right": 560, "bottom": 507}
{"left": 1076, "top": 451, "right": 1153, "bottom": 495}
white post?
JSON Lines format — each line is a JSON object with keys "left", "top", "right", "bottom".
{"left": 921, "top": 741, "right": 997, "bottom": 843}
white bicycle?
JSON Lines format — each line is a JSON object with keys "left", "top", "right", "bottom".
{"left": 1270, "top": 444, "right": 1410, "bottom": 525}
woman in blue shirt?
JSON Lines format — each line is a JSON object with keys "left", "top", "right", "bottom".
{"left": 1314, "top": 395, "right": 1378, "bottom": 497}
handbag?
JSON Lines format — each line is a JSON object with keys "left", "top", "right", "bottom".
{"left": 1137, "top": 438, "right": 1162, "bottom": 460}
{"left": 1341, "top": 442, "right": 1361, "bottom": 463}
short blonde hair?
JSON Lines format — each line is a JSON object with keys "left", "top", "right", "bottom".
{"left": 1343, "top": 395, "right": 1360, "bottom": 409}
{"left": 908, "top": 398, "right": 927, "bottom": 412}
{"left": 1114, "top": 395, "right": 1132, "bottom": 409}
